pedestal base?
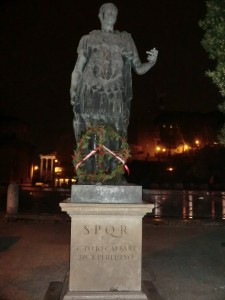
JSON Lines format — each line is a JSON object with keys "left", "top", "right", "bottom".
{"left": 63, "top": 291, "right": 148, "bottom": 300}
{"left": 60, "top": 185, "right": 153, "bottom": 300}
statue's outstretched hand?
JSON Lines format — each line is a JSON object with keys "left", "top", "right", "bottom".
{"left": 146, "top": 48, "right": 158, "bottom": 65}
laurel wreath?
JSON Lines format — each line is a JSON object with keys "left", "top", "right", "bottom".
{"left": 72, "top": 126, "right": 130, "bottom": 183}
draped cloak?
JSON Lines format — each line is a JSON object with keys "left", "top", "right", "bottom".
{"left": 73, "top": 30, "right": 140, "bottom": 140}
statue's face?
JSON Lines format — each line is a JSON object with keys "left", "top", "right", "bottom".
{"left": 102, "top": 5, "right": 117, "bottom": 26}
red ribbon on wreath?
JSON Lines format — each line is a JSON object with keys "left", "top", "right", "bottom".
{"left": 75, "top": 145, "right": 130, "bottom": 175}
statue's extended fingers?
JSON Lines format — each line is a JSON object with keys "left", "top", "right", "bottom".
{"left": 146, "top": 48, "right": 156, "bottom": 53}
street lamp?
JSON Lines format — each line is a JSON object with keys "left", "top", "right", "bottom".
{"left": 195, "top": 139, "right": 200, "bottom": 148}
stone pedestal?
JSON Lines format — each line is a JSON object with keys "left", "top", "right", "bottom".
{"left": 60, "top": 185, "right": 153, "bottom": 300}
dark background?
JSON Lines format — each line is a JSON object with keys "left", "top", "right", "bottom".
{"left": 1, "top": 0, "right": 223, "bottom": 153}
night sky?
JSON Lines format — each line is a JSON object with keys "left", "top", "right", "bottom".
{"left": 1, "top": 0, "right": 223, "bottom": 153}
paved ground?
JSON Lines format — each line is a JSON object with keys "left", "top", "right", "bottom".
{"left": 0, "top": 215, "right": 225, "bottom": 300}
{"left": 142, "top": 220, "right": 225, "bottom": 300}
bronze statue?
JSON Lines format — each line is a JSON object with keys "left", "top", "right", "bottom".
{"left": 70, "top": 3, "right": 158, "bottom": 141}
{"left": 70, "top": 3, "right": 158, "bottom": 182}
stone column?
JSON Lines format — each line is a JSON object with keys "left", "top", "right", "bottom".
{"left": 50, "top": 158, "right": 54, "bottom": 180}
{"left": 45, "top": 159, "right": 49, "bottom": 181}
{"left": 7, "top": 182, "right": 19, "bottom": 214}
{"left": 60, "top": 185, "right": 154, "bottom": 300}
{"left": 188, "top": 191, "right": 193, "bottom": 219}
{"left": 40, "top": 157, "right": 43, "bottom": 178}
{"left": 222, "top": 192, "right": 225, "bottom": 220}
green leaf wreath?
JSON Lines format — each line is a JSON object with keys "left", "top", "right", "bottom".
{"left": 72, "top": 126, "right": 130, "bottom": 183}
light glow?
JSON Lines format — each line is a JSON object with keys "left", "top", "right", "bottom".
{"left": 55, "top": 167, "right": 62, "bottom": 173}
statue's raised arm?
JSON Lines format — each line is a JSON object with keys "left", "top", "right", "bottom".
{"left": 131, "top": 47, "right": 158, "bottom": 75}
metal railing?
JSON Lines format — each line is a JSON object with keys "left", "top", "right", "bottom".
{"left": 143, "top": 189, "right": 225, "bottom": 220}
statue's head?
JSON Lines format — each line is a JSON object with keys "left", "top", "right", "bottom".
{"left": 98, "top": 3, "right": 118, "bottom": 26}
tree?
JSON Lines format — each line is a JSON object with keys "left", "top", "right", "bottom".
{"left": 199, "top": 0, "right": 225, "bottom": 144}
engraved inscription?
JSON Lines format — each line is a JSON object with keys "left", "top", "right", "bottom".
{"left": 82, "top": 225, "right": 127, "bottom": 238}
{"left": 75, "top": 244, "right": 136, "bottom": 261}
{"left": 79, "top": 254, "right": 134, "bottom": 261}
{"left": 75, "top": 224, "right": 137, "bottom": 262}
{"left": 76, "top": 245, "right": 136, "bottom": 252}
